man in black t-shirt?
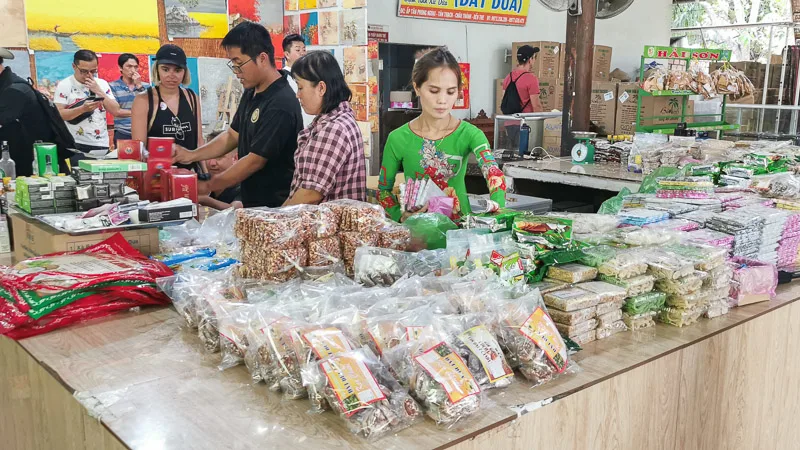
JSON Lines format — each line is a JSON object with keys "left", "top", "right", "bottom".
{"left": 173, "top": 22, "right": 302, "bottom": 208}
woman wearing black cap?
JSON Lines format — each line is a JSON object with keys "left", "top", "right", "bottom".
{"left": 502, "top": 45, "right": 543, "bottom": 113}
{"left": 131, "top": 44, "right": 203, "bottom": 160}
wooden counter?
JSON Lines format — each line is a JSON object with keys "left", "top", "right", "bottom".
{"left": 3, "top": 282, "right": 800, "bottom": 450}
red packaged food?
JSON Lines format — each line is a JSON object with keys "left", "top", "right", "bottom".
{"left": 166, "top": 169, "right": 198, "bottom": 204}
{"left": 118, "top": 139, "right": 145, "bottom": 192}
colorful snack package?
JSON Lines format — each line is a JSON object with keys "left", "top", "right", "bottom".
{"left": 301, "top": 348, "right": 423, "bottom": 439}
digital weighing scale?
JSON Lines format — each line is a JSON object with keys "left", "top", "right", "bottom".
{"left": 571, "top": 131, "right": 597, "bottom": 164}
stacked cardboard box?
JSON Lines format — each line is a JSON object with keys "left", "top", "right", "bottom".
{"left": 543, "top": 116, "right": 563, "bottom": 155}
{"left": 593, "top": 45, "right": 613, "bottom": 81}
{"left": 615, "top": 82, "right": 640, "bottom": 135}
{"left": 511, "top": 41, "right": 562, "bottom": 81}
{"left": 639, "top": 96, "right": 695, "bottom": 127}
{"left": 590, "top": 82, "right": 617, "bottom": 135}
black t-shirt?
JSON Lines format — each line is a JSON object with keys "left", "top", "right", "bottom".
{"left": 231, "top": 75, "right": 302, "bottom": 208}
{"left": 0, "top": 67, "right": 55, "bottom": 177}
{"left": 211, "top": 184, "right": 241, "bottom": 205}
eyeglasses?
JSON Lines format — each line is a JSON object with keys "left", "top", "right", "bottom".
{"left": 77, "top": 68, "right": 98, "bottom": 76}
{"left": 227, "top": 58, "right": 253, "bottom": 74}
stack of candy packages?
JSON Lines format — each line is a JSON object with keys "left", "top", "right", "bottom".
{"left": 660, "top": 243, "right": 732, "bottom": 320}
{"left": 617, "top": 209, "right": 670, "bottom": 227}
{"left": 706, "top": 210, "right": 765, "bottom": 259}
{"left": 777, "top": 211, "right": 800, "bottom": 271}
{"left": 656, "top": 176, "right": 714, "bottom": 200}
{"left": 0, "top": 234, "right": 173, "bottom": 339}
{"left": 541, "top": 264, "right": 603, "bottom": 345}
{"left": 736, "top": 205, "right": 790, "bottom": 266}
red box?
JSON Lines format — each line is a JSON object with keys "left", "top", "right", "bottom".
{"left": 117, "top": 140, "right": 144, "bottom": 161}
{"left": 147, "top": 137, "right": 173, "bottom": 161}
{"left": 167, "top": 169, "right": 198, "bottom": 204}
{"left": 118, "top": 140, "right": 144, "bottom": 192}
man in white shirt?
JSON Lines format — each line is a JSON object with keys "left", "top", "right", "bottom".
{"left": 54, "top": 49, "right": 121, "bottom": 162}
{"left": 282, "top": 34, "right": 313, "bottom": 128}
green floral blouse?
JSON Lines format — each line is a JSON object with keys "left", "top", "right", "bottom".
{"left": 378, "top": 121, "right": 507, "bottom": 222}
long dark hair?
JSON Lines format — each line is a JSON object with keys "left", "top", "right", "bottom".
{"left": 292, "top": 51, "right": 352, "bottom": 115}
{"left": 411, "top": 47, "right": 462, "bottom": 90}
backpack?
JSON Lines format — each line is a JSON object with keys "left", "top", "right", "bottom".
{"left": 12, "top": 78, "right": 77, "bottom": 154}
{"left": 146, "top": 86, "right": 198, "bottom": 132}
{"left": 500, "top": 72, "right": 532, "bottom": 115}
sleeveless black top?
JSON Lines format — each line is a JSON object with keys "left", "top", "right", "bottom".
{"left": 146, "top": 86, "right": 199, "bottom": 150}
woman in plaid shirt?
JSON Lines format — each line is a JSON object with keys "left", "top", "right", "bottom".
{"left": 283, "top": 51, "right": 367, "bottom": 205}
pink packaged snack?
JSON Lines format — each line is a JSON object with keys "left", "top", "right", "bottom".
{"left": 729, "top": 257, "right": 778, "bottom": 306}
{"left": 428, "top": 196, "right": 455, "bottom": 218}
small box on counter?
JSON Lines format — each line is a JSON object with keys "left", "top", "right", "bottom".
{"left": 118, "top": 140, "right": 145, "bottom": 192}
{"left": 78, "top": 160, "right": 146, "bottom": 173}
{"left": 144, "top": 137, "right": 174, "bottom": 202}
{"left": 136, "top": 198, "right": 197, "bottom": 223}
{"left": 161, "top": 169, "right": 198, "bottom": 204}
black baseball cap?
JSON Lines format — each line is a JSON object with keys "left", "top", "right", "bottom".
{"left": 155, "top": 44, "right": 187, "bottom": 69}
{"left": 517, "top": 45, "right": 540, "bottom": 63}
{"left": 0, "top": 48, "right": 14, "bottom": 60}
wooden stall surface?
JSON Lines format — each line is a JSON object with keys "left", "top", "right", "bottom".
{"left": 3, "top": 279, "right": 800, "bottom": 450}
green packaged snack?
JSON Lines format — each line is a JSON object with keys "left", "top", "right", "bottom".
{"left": 579, "top": 245, "right": 619, "bottom": 268}
{"left": 623, "top": 291, "right": 667, "bottom": 315}
{"left": 598, "top": 274, "right": 655, "bottom": 297}
{"left": 464, "top": 209, "right": 524, "bottom": 232}
{"left": 512, "top": 215, "right": 573, "bottom": 251}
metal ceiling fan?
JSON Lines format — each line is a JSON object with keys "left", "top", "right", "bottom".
{"left": 536, "top": 0, "right": 635, "bottom": 18}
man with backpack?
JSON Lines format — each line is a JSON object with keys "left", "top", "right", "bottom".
{"left": 0, "top": 48, "right": 67, "bottom": 176}
{"left": 501, "top": 45, "right": 543, "bottom": 115}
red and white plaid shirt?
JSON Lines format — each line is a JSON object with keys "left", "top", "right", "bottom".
{"left": 290, "top": 101, "right": 367, "bottom": 202}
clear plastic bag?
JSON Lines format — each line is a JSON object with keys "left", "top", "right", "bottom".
{"left": 596, "top": 299, "right": 625, "bottom": 316}
{"left": 596, "top": 249, "right": 649, "bottom": 280}
{"left": 359, "top": 307, "right": 434, "bottom": 357}
{"left": 546, "top": 212, "right": 622, "bottom": 234}
{"left": 378, "top": 223, "right": 412, "bottom": 251}
{"left": 432, "top": 313, "right": 515, "bottom": 390}
{"left": 547, "top": 306, "right": 596, "bottom": 325}
{"left": 325, "top": 199, "right": 386, "bottom": 233}
{"left": 596, "top": 309, "right": 623, "bottom": 328}
{"left": 492, "top": 290, "right": 575, "bottom": 387}
{"left": 623, "top": 291, "right": 666, "bottom": 315}
{"left": 383, "top": 335, "right": 485, "bottom": 427}
{"left": 248, "top": 311, "right": 305, "bottom": 393}
{"left": 546, "top": 263, "right": 598, "bottom": 284}
{"left": 217, "top": 302, "right": 258, "bottom": 371}
{"left": 655, "top": 273, "right": 703, "bottom": 296}
{"left": 543, "top": 287, "right": 600, "bottom": 312}
{"left": 598, "top": 274, "right": 656, "bottom": 297}
{"left": 646, "top": 251, "right": 696, "bottom": 281}
{"left": 657, "top": 305, "right": 704, "bottom": 327}
{"left": 555, "top": 319, "right": 598, "bottom": 338}
{"left": 577, "top": 281, "right": 628, "bottom": 304}
{"left": 300, "top": 347, "right": 423, "bottom": 439}
{"left": 571, "top": 329, "right": 597, "bottom": 346}
{"left": 622, "top": 311, "right": 656, "bottom": 330}
{"left": 596, "top": 320, "right": 627, "bottom": 339}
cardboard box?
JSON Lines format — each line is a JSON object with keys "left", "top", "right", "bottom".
{"left": 511, "top": 41, "right": 561, "bottom": 81}
{"left": 542, "top": 136, "right": 562, "bottom": 156}
{"left": 9, "top": 212, "right": 159, "bottom": 261}
{"left": 118, "top": 140, "right": 145, "bottom": 191}
{"left": 559, "top": 43, "right": 567, "bottom": 79}
{"left": 162, "top": 169, "right": 198, "bottom": 204}
{"left": 640, "top": 96, "right": 695, "bottom": 126}
{"left": 590, "top": 81, "right": 617, "bottom": 135}
{"left": 543, "top": 116, "right": 563, "bottom": 139}
{"left": 79, "top": 160, "right": 146, "bottom": 173}
{"left": 614, "top": 82, "right": 640, "bottom": 135}
{"left": 593, "top": 45, "right": 613, "bottom": 81}
{"left": 138, "top": 202, "right": 197, "bottom": 223}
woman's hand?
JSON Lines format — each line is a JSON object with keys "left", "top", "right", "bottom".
{"left": 400, "top": 204, "right": 428, "bottom": 223}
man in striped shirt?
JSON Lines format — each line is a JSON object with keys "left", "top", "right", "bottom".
{"left": 109, "top": 54, "right": 148, "bottom": 145}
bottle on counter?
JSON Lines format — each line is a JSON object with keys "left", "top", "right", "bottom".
{"left": 0, "top": 142, "right": 16, "bottom": 180}
{"left": 518, "top": 119, "right": 530, "bottom": 156}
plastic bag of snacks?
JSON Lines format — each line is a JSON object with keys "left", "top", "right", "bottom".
{"left": 378, "top": 223, "right": 412, "bottom": 251}
{"left": 301, "top": 347, "right": 423, "bottom": 439}
{"left": 596, "top": 250, "right": 649, "bottom": 280}
{"left": 325, "top": 199, "right": 386, "bottom": 233}
{"left": 195, "top": 282, "right": 248, "bottom": 354}
{"left": 0, "top": 234, "right": 173, "bottom": 338}
{"left": 512, "top": 215, "right": 573, "bottom": 251}
{"left": 383, "top": 333, "right": 485, "bottom": 427}
{"left": 217, "top": 302, "right": 259, "bottom": 370}
{"left": 576, "top": 281, "right": 628, "bottom": 304}
{"left": 492, "top": 290, "right": 575, "bottom": 386}
{"left": 655, "top": 273, "right": 703, "bottom": 296}
{"left": 359, "top": 307, "right": 434, "bottom": 357}
{"left": 546, "top": 263, "right": 598, "bottom": 284}
{"left": 432, "top": 313, "right": 515, "bottom": 390}
{"left": 543, "top": 287, "right": 601, "bottom": 312}
{"left": 596, "top": 299, "right": 625, "bottom": 316}
{"left": 623, "top": 291, "right": 666, "bottom": 315}
{"left": 646, "top": 251, "right": 695, "bottom": 281}
{"left": 642, "top": 68, "right": 667, "bottom": 92}
{"left": 247, "top": 311, "right": 305, "bottom": 392}
{"left": 547, "top": 306, "right": 596, "bottom": 325}
{"left": 622, "top": 311, "right": 657, "bottom": 331}
{"left": 596, "top": 320, "right": 627, "bottom": 340}
{"left": 658, "top": 305, "right": 704, "bottom": 327}
{"left": 599, "top": 274, "right": 655, "bottom": 297}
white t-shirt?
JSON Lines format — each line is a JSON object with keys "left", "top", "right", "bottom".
{"left": 284, "top": 65, "right": 315, "bottom": 129}
{"left": 54, "top": 75, "right": 112, "bottom": 148}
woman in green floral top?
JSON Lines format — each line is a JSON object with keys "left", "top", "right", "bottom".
{"left": 378, "top": 48, "right": 507, "bottom": 222}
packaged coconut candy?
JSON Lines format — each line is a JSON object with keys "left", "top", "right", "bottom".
{"left": 577, "top": 281, "right": 628, "bottom": 304}
{"left": 598, "top": 274, "right": 656, "bottom": 297}
{"left": 555, "top": 319, "right": 598, "bottom": 338}
{"left": 493, "top": 290, "right": 575, "bottom": 387}
{"left": 623, "top": 291, "right": 667, "bottom": 315}
{"left": 622, "top": 311, "right": 657, "bottom": 330}
{"left": 596, "top": 320, "right": 628, "bottom": 340}
{"left": 596, "top": 299, "right": 625, "bottom": 316}
{"left": 571, "top": 329, "right": 597, "bottom": 346}
{"left": 543, "top": 287, "right": 601, "bottom": 312}
{"left": 547, "top": 305, "right": 597, "bottom": 325}
{"left": 546, "top": 263, "right": 598, "bottom": 284}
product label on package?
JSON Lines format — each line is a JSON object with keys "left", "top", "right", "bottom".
{"left": 320, "top": 354, "right": 386, "bottom": 417}
{"left": 458, "top": 325, "right": 513, "bottom": 383}
{"left": 414, "top": 342, "right": 481, "bottom": 403}
{"left": 12, "top": 255, "right": 130, "bottom": 276}
{"left": 519, "top": 307, "right": 568, "bottom": 373}
{"left": 604, "top": 91, "right": 614, "bottom": 101}
{"left": 303, "top": 328, "right": 353, "bottom": 359}
{"left": 619, "top": 92, "right": 630, "bottom": 103}
{"left": 405, "top": 326, "right": 427, "bottom": 341}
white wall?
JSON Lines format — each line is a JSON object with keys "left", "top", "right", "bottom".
{"left": 369, "top": 0, "right": 672, "bottom": 118}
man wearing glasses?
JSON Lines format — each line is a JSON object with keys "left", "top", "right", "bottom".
{"left": 55, "top": 49, "right": 121, "bottom": 161}
{"left": 173, "top": 22, "right": 302, "bottom": 208}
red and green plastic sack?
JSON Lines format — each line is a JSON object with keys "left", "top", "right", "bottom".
{"left": 0, "top": 233, "right": 173, "bottom": 339}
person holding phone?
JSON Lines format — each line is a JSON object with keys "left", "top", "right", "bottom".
{"left": 55, "top": 49, "right": 121, "bottom": 162}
